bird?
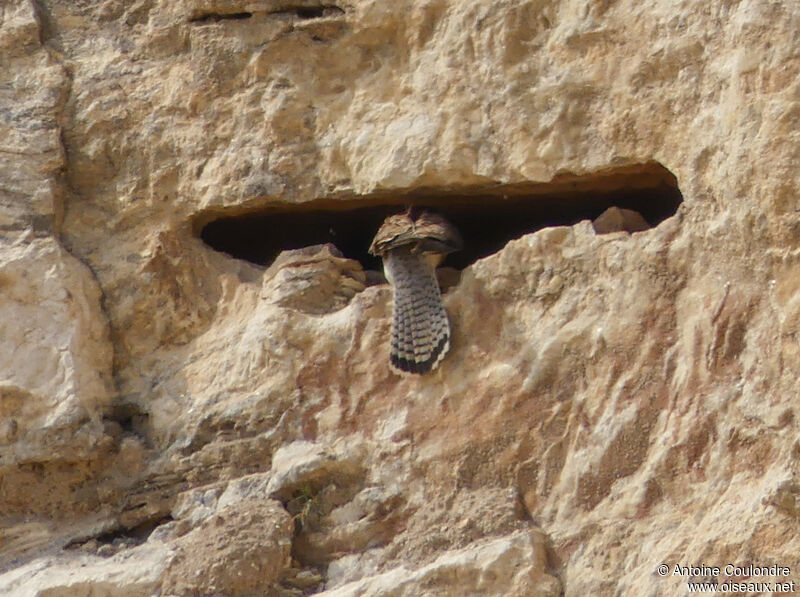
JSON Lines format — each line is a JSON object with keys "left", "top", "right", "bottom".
{"left": 369, "top": 207, "right": 462, "bottom": 375}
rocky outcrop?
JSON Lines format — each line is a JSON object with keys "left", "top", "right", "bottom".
{"left": 1, "top": 0, "right": 799, "bottom": 595}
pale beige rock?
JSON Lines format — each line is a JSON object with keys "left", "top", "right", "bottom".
{"left": 1, "top": 0, "right": 800, "bottom": 595}
{"left": 266, "top": 440, "right": 367, "bottom": 501}
{"left": 592, "top": 206, "right": 650, "bottom": 234}
{"left": 0, "top": 237, "right": 114, "bottom": 466}
{"left": 0, "top": 1, "right": 117, "bottom": 553}
{"left": 264, "top": 244, "right": 367, "bottom": 315}
{"left": 160, "top": 497, "right": 293, "bottom": 597}
{"left": 0, "top": 542, "right": 172, "bottom": 597}
{"left": 317, "top": 529, "right": 561, "bottom": 597}
{"left": 1, "top": 475, "right": 294, "bottom": 597}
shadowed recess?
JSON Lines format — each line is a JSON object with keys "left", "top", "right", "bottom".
{"left": 64, "top": 515, "right": 174, "bottom": 552}
{"left": 188, "top": 11, "right": 252, "bottom": 23}
{"left": 197, "top": 162, "right": 682, "bottom": 271}
{"left": 188, "top": 4, "right": 345, "bottom": 23}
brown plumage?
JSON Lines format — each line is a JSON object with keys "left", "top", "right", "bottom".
{"left": 369, "top": 208, "right": 462, "bottom": 375}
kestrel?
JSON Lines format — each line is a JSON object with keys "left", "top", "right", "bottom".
{"left": 369, "top": 208, "right": 462, "bottom": 375}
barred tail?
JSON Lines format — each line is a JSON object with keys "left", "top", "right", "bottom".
{"left": 386, "top": 250, "right": 450, "bottom": 375}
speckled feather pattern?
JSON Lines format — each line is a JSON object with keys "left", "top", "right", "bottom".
{"left": 384, "top": 247, "right": 450, "bottom": 375}
{"left": 370, "top": 209, "right": 461, "bottom": 375}
{"left": 369, "top": 210, "right": 462, "bottom": 257}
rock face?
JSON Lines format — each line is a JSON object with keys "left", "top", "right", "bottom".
{"left": 1, "top": 0, "right": 799, "bottom": 595}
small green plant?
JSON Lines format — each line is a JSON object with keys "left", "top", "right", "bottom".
{"left": 287, "top": 484, "right": 321, "bottom": 532}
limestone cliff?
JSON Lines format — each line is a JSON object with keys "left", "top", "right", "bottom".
{"left": 1, "top": 0, "right": 799, "bottom": 595}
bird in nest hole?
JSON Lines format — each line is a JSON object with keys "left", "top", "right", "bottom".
{"left": 369, "top": 207, "right": 462, "bottom": 375}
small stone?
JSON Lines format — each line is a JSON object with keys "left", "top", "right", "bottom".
{"left": 592, "top": 207, "right": 651, "bottom": 234}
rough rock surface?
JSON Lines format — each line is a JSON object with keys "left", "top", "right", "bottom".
{"left": 1, "top": 0, "right": 800, "bottom": 595}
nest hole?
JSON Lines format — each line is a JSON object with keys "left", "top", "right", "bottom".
{"left": 188, "top": 12, "right": 253, "bottom": 24}
{"left": 198, "top": 162, "right": 682, "bottom": 272}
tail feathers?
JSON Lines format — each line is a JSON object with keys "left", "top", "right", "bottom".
{"left": 390, "top": 333, "right": 449, "bottom": 375}
{"left": 388, "top": 256, "right": 451, "bottom": 375}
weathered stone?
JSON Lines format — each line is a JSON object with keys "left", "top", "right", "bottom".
{"left": 317, "top": 529, "right": 561, "bottom": 597}
{"left": 160, "top": 498, "right": 293, "bottom": 597}
{"left": 0, "top": 237, "right": 114, "bottom": 466}
{"left": 266, "top": 440, "right": 367, "bottom": 502}
{"left": 264, "top": 244, "right": 367, "bottom": 315}
{"left": 1, "top": 0, "right": 800, "bottom": 595}
{"left": 0, "top": 542, "right": 173, "bottom": 597}
{"left": 592, "top": 206, "right": 651, "bottom": 234}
